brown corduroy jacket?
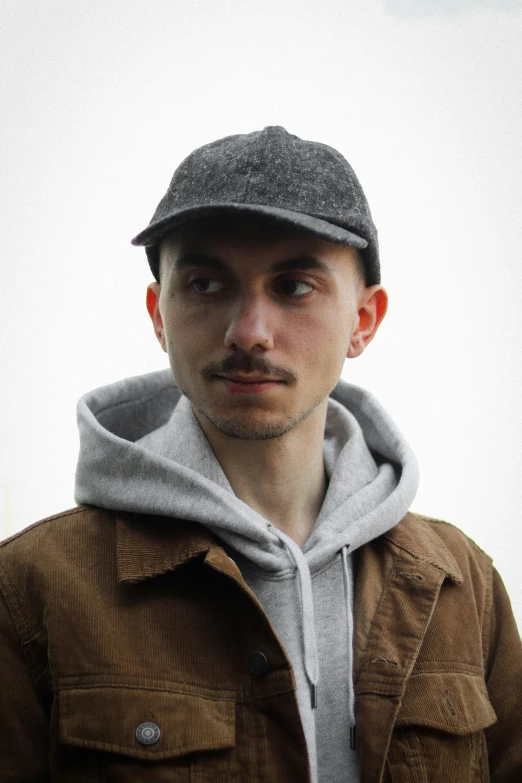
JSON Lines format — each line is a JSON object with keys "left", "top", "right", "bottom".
{"left": 0, "top": 505, "right": 521, "bottom": 782}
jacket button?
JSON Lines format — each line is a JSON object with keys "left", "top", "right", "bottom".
{"left": 136, "top": 722, "right": 161, "bottom": 745}
{"left": 249, "top": 651, "right": 268, "bottom": 675}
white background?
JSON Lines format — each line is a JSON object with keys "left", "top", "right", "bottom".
{"left": 1, "top": 0, "right": 521, "bottom": 629}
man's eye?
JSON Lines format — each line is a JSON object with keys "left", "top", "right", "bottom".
{"left": 190, "top": 278, "right": 224, "bottom": 293}
{"left": 277, "top": 279, "right": 314, "bottom": 296}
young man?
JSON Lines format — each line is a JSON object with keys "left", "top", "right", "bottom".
{"left": 0, "top": 126, "right": 520, "bottom": 782}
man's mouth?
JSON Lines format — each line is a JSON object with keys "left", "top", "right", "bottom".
{"left": 214, "top": 374, "right": 284, "bottom": 394}
{"left": 217, "top": 374, "right": 281, "bottom": 384}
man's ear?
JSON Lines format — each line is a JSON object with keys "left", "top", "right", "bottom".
{"left": 146, "top": 283, "right": 167, "bottom": 352}
{"left": 347, "top": 285, "right": 388, "bottom": 359}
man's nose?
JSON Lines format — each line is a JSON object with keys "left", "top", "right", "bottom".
{"left": 224, "top": 294, "right": 275, "bottom": 352}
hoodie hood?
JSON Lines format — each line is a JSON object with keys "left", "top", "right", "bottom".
{"left": 75, "top": 368, "right": 418, "bottom": 571}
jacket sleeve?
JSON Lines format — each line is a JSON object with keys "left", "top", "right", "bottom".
{"left": 484, "top": 566, "right": 522, "bottom": 782}
{"left": 0, "top": 589, "right": 50, "bottom": 782}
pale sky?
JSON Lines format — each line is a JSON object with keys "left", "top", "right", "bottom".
{"left": 1, "top": 0, "right": 521, "bottom": 625}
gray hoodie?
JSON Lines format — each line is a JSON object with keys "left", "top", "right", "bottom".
{"left": 75, "top": 368, "right": 419, "bottom": 783}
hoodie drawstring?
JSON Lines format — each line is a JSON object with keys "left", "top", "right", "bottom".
{"left": 341, "top": 544, "right": 357, "bottom": 748}
{"left": 266, "top": 523, "right": 320, "bottom": 709}
{"left": 266, "top": 524, "right": 357, "bottom": 748}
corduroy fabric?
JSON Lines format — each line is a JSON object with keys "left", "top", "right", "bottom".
{"left": 0, "top": 508, "right": 521, "bottom": 782}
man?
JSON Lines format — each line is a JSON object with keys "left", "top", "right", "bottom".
{"left": 0, "top": 126, "right": 520, "bottom": 782}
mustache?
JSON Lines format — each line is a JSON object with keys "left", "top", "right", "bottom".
{"left": 201, "top": 352, "right": 297, "bottom": 383}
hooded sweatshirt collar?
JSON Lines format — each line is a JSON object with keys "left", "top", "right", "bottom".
{"left": 76, "top": 368, "right": 419, "bottom": 572}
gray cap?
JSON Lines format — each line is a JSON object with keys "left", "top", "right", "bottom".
{"left": 131, "top": 126, "right": 380, "bottom": 285}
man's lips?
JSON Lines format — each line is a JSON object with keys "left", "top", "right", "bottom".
{"left": 214, "top": 374, "right": 284, "bottom": 394}
{"left": 216, "top": 374, "right": 282, "bottom": 384}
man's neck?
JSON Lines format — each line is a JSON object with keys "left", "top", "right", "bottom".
{"left": 193, "top": 405, "right": 329, "bottom": 548}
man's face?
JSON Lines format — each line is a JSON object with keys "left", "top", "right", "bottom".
{"left": 147, "top": 218, "right": 386, "bottom": 441}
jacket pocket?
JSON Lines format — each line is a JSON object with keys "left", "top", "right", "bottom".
{"left": 56, "top": 686, "right": 236, "bottom": 782}
{"left": 386, "top": 672, "right": 496, "bottom": 783}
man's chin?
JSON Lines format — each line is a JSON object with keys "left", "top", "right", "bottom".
{"left": 199, "top": 410, "right": 298, "bottom": 441}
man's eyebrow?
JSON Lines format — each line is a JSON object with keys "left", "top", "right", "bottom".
{"left": 270, "top": 255, "right": 331, "bottom": 274}
{"left": 174, "top": 252, "right": 228, "bottom": 271}
{"left": 174, "top": 252, "right": 331, "bottom": 274}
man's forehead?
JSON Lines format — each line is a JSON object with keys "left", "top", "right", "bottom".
{"left": 160, "top": 216, "right": 360, "bottom": 265}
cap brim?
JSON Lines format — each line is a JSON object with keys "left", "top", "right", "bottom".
{"left": 131, "top": 203, "right": 368, "bottom": 250}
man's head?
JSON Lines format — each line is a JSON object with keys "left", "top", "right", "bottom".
{"left": 144, "top": 214, "right": 387, "bottom": 442}
{"left": 134, "top": 127, "right": 387, "bottom": 442}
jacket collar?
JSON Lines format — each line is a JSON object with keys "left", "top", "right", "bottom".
{"left": 385, "top": 512, "right": 464, "bottom": 584}
{"left": 116, "top": 509, "right": 464, "bottom": 585}
{"left": 116, "top": 512, "right": 218, "bottom": 583}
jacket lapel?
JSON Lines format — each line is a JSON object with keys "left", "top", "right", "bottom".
{"left": 115, "top": 512, "right": 217, "bottom": 582}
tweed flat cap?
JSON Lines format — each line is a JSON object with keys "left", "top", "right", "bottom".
{"left": 132, "top": 126, "right": 380, "bottom": 285}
